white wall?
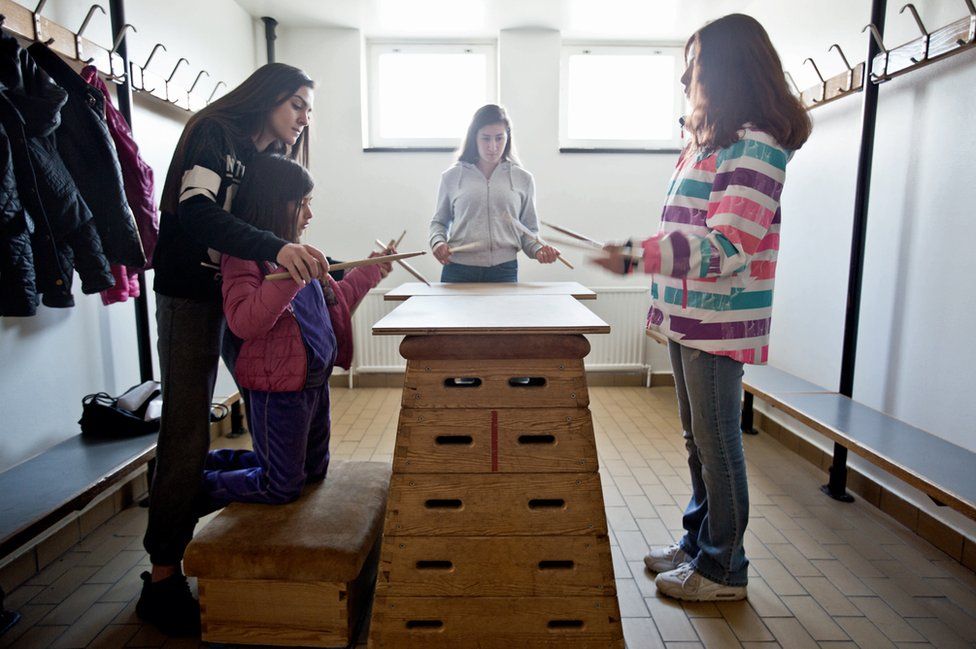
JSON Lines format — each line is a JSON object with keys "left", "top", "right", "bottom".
{"left": 0, "top": 0, "right": 259, "bottom": 472}
{"left": 276, "top": 26, "right": 675, "bottom": 376}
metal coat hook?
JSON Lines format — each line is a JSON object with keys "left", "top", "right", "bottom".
{"left": 188, "top": 70, "right": 210, "bottom": 94}
{"left": 76, "top": 5, "right": 105, "bottom": 38}
{"left": 960, "top": 0, "right": 975, "bottom": 45}
{"left": 110, "top": 23, "right": 136, "bottom": 54}
{"left": 142, "top": 43, "right": 167, "bottom": 72}
{"left": 803, "top": 57, "right": 826, "bottom": 103}
{"left": 828, "top": 43, "right": 855, "bottom": 92}
{"left": 862, "top": 23, "right": 887, "bottom": 51}
{"left": 76, "top": 5, "right": 105, "bottom": 64}
{"left": 165, "top": 58, "right": 189, "bottom": 103}
{"left": 207, "top": 80, "right": 226, "bottom": 103}
{"left": 899, "top": 4, "right": 930, "bottom": 62}
{"left": 862, "top": 23, "right": 889, "bottom": 81}
{"left": 166, "top": 57, "right": 189, "bottom": 83}
{"left": 33, "top": 0, "right": 49, "bottom": 43}
{"left": 136, "top": 43, "right": 167, "bottom": 92}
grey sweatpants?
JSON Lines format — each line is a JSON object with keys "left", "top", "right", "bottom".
{"left": 142, "top": 293, "right": 224, "bottom": 566}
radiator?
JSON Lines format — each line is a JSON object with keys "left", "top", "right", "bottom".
{"left": 347, "top": 287, "right": 653, "bottom": 376}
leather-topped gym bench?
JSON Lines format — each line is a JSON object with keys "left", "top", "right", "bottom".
{"left": 183, "top": 460, "right": 390, "bottom": 648}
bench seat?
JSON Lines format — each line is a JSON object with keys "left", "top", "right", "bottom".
{"left": 768, "top": 392, "right": 976, "bottom": 519}
{"left": 0, "top": 432, "right": 157, "bottom": 560}
{"left": 184, "top": 460, "right": 390, "bottom": 648}
{"left": 742, "top": 364, "right": 976, "bottom": 521}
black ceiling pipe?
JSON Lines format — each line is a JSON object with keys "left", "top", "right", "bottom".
{"left": 262, "top": 16, "right": 278, "bottom": 64}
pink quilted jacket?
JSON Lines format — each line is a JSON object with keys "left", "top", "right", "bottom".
{"left": 221, "top": 255, "right": 381, "bottom": 391}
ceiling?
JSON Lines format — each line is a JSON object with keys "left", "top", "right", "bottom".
{"left": 234, "top": 0, "right": 753, "bottom": 41}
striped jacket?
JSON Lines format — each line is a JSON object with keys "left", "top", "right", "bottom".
{"left": 642, "top": 127, "right": 791, "bottom": 365}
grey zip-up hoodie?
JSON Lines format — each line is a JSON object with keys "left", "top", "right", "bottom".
{"left": 428, "top": 161, "right": 543, "bottom": 267}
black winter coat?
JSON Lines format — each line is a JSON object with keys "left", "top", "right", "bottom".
{"left": 28, "top": 43, "right": 144, "bottom": 269}
{"left": 0, "top": 35, "right": 114, "bottom": 309}
{"left": 0, "top": 105, "right": 35, "bottom": 316}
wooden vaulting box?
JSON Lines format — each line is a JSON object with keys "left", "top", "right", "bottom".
{"left": 184, "top": 460, "right": 390, "bottom": 648}
{"left": 368, "top": 294, "right": 623, "bottom": 649}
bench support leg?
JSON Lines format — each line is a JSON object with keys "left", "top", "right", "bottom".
{"left": 0, "top": 588, "right": 22, "bottom": 637}
{"left": 741, "top": 392, "right": 758, "bottom": 435}
{"left": 821, "top": 443, "right": 855, "bottom": 503}
{"left": 228, "top": 399, "right": 246, "bottom": 438}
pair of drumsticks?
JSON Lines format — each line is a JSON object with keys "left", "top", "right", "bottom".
{"left": 262, "top": 219, "right": 628, "bottom": 282}
{"left": 263, "top": 231, "right": 475, "bottom": 283}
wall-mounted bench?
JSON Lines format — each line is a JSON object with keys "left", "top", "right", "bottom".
{"left": 742, "top": 365, "right": 976, "bottom": 521}
{"left": 0, "top": 432, "right": 157, "bottom": 562}
{"left": 0, "top": 394, "right": 246, "bottom": 636}
{"left": 0, "top": 430, "right": 158, "bottom": 635}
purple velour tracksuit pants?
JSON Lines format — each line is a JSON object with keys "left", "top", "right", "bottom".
{"left": 203, "top": 383, "right": 332, "bottom": 508}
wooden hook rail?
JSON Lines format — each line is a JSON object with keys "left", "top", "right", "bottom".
{"left": 0, "top": 0, "right": 227, "bottom": 113}
{"left": 791, "top": 0, "right": 975, "bottom": 110}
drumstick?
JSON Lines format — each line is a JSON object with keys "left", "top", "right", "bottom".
{"left": 394, "top": 230, "right": 407, "bottom": 248}
{"left": 541, "top": 220, "right": 606, "bottom": 248}
{"left": 375, "top": 239, "right": 431, "bottom": 286}
{"left": 264, "top": 251, "right": 426, "bottom": 281}
{"left": 506, "top": 213, "right": 574, "bottom": 269}
{"left": 546, "top": 235, "right": 645, "bottom": 263}
{"left": 544, "top": 235, "right": 608, "bottom": 252}
{"left": 446, "top": 241, "right": 482, "bottom": 254}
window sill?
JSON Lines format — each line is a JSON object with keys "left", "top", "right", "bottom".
{"left": 559, "top": 147, "right": 682, "bottom": 154}
{"left": 363, "top": 147, "right": 456, "bottom": 153}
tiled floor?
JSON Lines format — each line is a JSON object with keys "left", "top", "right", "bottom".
{"left": 2, "top": 386, "right": 975, "bottom": 648}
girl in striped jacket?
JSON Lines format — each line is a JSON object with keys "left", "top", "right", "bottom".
{"left": 597, "top": 13, "right": 812, "bottom": 602}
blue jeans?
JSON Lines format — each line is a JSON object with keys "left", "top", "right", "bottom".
{"left": 668, "top": 340, "right": 749, "bottom": 586}
{"left": 440, "top": 259, "right": 517, "bottom": 283}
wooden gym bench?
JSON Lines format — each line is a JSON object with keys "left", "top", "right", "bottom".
{"left": 0, "top": 431, "right": 158, "bottom": 562}
{"left": 183, "top": 460, "right": 390, "bottom": 648}
{"left": 741, "top": 364, "right": 976, "bottom": 520}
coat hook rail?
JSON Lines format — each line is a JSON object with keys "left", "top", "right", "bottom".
{"left": 872, "top": 3, "right": 976, "bottom": 82}
{"left": 0, "top": 0, "right": 273, "bottom": 115}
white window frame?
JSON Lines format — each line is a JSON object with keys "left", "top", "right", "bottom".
{"left": 559, "top": 43, "right": 685, "bottom": 151}
{"left": 365, "top": 40, "right": 497, "bottom": 149}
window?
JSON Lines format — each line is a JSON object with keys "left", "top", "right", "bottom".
{"left": 366, "top": 41, "right": 497, "bottom": 149}
{"left": 560, "top": 45, "right": 685, "bottom": 151}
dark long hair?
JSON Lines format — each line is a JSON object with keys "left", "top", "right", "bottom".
{"left": 684, "top": 14, "right": 811, "bottom": 151}
{"left": 233, "top": 154, "right": 313, "bottom": 244}
{"left": 160, "top": 63, "right": 314, "bottom": 215}
{"left": 457, "top": 104, "right": 519, "bottom": 164}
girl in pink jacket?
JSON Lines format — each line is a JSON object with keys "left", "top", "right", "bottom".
{"left": 202, "top": 154, "right": 385, "bottom": 507}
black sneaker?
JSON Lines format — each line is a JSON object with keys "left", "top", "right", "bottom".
{"left": 135, "top": 571, "right": 201, "bottom": 637}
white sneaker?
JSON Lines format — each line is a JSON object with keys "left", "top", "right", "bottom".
{"left": 643, "top": 543, "right": 693, "bottom": 573}
{"left": 655, "top": 563, "right": 747, "bottom": 602}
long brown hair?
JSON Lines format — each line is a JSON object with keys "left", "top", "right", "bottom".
{"left": 233, "top": 154, "right": 313, "bottom": 244}
{"left": 683, "top": 14, "right": 811, "bottom": 151}
{"left": 160, "top": 63, "right": 314, "bottom": 215}
{"left": 457, "top": 104, "right": 519, "bottom": 165}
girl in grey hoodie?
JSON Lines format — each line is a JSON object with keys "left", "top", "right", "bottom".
{"left": 428, "top": 104, "right": 558, "bottom": 282}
